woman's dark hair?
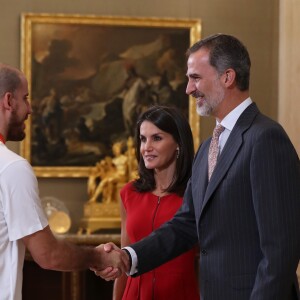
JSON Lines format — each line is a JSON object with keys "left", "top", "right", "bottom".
{"left": 133, "top": 105, "right": 194, "bottom": 196}
{"left": 187, "top": 33, "right": 251, "bottom": 91}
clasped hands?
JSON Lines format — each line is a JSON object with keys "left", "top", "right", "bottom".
{"left": 91, "top": 242, "right": 129, "bottom": 281}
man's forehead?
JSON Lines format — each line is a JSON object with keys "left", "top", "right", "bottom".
{"left": 188, "top": 49, "right": 210, "bottom": 63}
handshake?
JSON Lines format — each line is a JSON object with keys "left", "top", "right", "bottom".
{"left": 92, "top": 243, "right": 130, "bottom": 281}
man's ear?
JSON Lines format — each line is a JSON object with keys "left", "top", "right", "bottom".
{"left": 223, "top": 69, "right": 236, "bottom": 86}
{"left": 2, "top": 92, "right": 13, "bottom": 110}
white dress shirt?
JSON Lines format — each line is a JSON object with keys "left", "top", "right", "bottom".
{"left": 218, "top": 97, "right": 252, "bottom": 153}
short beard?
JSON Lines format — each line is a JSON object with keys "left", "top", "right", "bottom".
{"left": 196, "top": 102, "right": 212, "bottom": 116}
{"left": 7, "top": 111, "right": 26, "bottom": 142}
{"left": 7, "top": 129, "right": 25, "bottom": 142}
{"left": 195, "top": 80, "right": 224, "bottom": 117}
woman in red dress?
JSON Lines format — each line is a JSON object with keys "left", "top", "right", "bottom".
{"left": 113, "top": 105, "right": 200, "bottom": 300}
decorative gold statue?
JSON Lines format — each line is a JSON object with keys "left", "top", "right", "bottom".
{"left": 78, "top": 138, "right": 137, "bottom": 234}
{"left": 87, "top": 141, "right": 128, "bottom": 204}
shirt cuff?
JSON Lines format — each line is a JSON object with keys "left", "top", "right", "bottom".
{"left": 122, "top": 246, "right": 138, "bottom": 275}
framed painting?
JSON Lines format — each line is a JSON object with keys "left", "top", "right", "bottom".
{"left": 20, "top": 13, "right": 201, "bottom": 177}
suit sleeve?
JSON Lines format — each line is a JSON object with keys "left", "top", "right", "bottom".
{"left": 130, "top": 179, "right": 199, "bottom": 276}
{"left": 250, "top": 125, "right": 300, "bottom": 299}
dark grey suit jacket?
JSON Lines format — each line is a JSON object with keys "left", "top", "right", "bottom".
{"left": 131, "top": 103, "right": 300, "bottom": 300}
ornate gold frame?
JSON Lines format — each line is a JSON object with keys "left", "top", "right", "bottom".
{"left": 20, "top": 13, "right": 201, "bottom": 177}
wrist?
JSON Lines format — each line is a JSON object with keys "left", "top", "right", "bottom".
{"left": 122, "top": 248, "right": 132, "bottom": 272}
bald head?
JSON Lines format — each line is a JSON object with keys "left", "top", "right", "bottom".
{"left": 0, "top": 63, "right": 24, "bottom": 99}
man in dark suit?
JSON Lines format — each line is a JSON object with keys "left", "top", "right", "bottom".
{"left": 96, "top": 34, "right": 300, "bottom": 299}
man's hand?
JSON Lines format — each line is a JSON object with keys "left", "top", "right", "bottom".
{"left": 91, "top": 242, "right": 130, "bottom": 280}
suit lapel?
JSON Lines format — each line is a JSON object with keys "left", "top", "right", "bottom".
{"left": 200, "top": 103, "right": 259, "bottom": 216}
{"left": 192, "top": 140, "right": 210, "bottom": 218}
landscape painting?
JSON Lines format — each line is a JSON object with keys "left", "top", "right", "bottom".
{"left": 21, "top": 14, "right": 201, "bottom": 177}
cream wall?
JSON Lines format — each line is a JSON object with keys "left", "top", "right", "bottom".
{"left": 279, "top": 0, "right": 300, "bottom": 156}
{"left": 279, "top": 0, "right": 300, "bottom": 285}
{"left": 1, "top": 0, "right": 280, "bottom": 232}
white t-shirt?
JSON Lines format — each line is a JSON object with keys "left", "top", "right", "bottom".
{"left": 0, "top": 143, "right": 48, "bottom": 300}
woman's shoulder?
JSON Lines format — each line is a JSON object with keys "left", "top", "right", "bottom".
{"left": 120, "top": 181, "right": 137, "bottom": 197}
{"left": 120, "top": 181, "right": 141, "bottom": 208}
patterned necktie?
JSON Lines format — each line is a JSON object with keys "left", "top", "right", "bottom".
{"left": 208, "top": 124, "right": 225, "bottom": 180}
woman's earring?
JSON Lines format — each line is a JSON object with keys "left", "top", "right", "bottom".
{"left": 176, "top": 147, "right": 180, "bottom": 159}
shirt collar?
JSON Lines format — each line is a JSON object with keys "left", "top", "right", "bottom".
{"left": 217, "top": 97, "right": 252, "bottom": 130}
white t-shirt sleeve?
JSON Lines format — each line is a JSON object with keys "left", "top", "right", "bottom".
{"left": 1, "top": 159, "right": 48, "bottom": 241}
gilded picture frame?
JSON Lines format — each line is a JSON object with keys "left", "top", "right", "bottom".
{"left": 20, "top": 13, "right": 201, "bottom": 177}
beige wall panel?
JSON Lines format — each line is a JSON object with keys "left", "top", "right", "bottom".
{"left": 279, "top": 0, "right": 300, "bottom": 156}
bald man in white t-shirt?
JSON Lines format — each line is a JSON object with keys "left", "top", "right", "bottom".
{"left": 0, "top": 63, "right": 129, "bottom": 300}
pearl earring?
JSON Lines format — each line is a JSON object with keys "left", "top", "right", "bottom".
{"left": 176, "top": 147, "right": 180, "bottom": 159}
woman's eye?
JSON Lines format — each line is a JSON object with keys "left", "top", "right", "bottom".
{"left": 153, "top": 136, "right": 162, "bottom": 141}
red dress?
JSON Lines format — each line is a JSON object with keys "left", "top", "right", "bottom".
{"left": 121, "top": 182, "right": 200, "bottom": 300}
